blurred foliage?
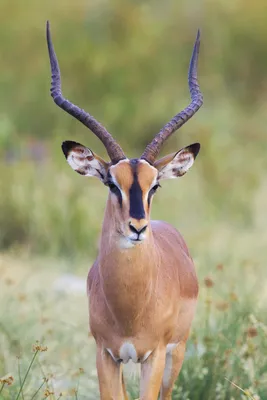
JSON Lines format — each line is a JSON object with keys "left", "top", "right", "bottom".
{"left": 1, "top": 232, "right": 267, "bottom": 399}
{"left": 1, "top": 1, "right": 267, "bottom": 398}
{"left": 0, "top": 0, "right": 267, "bottom": 147}
{"left": 1, "top": 0, "right": 267, "bottom": 256}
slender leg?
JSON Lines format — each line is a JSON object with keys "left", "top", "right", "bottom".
{"left": 96, "top": 344, "right": 128, "bottom": 400}
{"left": 139, "top": 344, "right": 166, "bottom": 400}
{"left": 159, "top": 341, "right": 186, "bottom": 400}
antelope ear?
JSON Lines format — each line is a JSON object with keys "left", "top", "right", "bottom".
{"left": 61, "top": 141, "right": 109, "bottom": 182}
{"left": 154, "top": 143, "right": 200, "bottom": 180}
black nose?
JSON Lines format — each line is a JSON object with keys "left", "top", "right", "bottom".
{"left": 129, "top": 223, "right": 148, "bottom": 235}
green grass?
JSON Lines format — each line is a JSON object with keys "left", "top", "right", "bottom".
{"left": 1, "top": 217, "right": 267, "bottom": 399}
{"left": 1, "top": 103, "right": 267, "bottom": 398}
{"left": 0, "top": 255, "right": 98, "bottom": 399}
{"left": 1, "top": 0, "right": 267, "bottom": 398}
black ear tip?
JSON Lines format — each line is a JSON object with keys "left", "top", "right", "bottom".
{"left": 190, "top": 142, "right": 201, "bottom": 158}
{"left": 61, "top": 140, "right": 82, "bottom": 158}
{"left": 61, "top": 141, "right": 71, "bottom": 158}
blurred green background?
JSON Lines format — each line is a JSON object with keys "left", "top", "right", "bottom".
{"left": 1, "top": 0, "right": 267, "bottom": 399}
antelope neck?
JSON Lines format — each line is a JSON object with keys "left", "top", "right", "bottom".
{"left": 97, "top": 199, "right": 159, "bottom": 323}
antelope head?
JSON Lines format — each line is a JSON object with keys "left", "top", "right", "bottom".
{"left": 46, "top": 22, "right": 203, "bottom": 248}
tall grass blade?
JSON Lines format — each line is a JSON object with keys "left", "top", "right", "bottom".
{"left": 15, "top": 350, "right": 39, "bottom": 400}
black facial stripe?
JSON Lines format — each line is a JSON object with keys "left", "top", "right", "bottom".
{"left": 115, "top": 189, "right": 123, "bottom": 208}
{"left": 106, "top": 171, "right": 122, "bottom": 207}
{"left": 110, "top": 184, "right": 122, "bottom": 208}
{"left": 129, "top": 160, "right": 145, "bottom": 220}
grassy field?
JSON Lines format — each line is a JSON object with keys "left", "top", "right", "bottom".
{"left": 1, "top": 87, "right": 267, "bottom": 400}
{"left": 1, "top": 231, "right": 267, "bottom": 400}
{"left": 1, "top": 171, "right": 267, "bottom": 399}
{"left": 1, "top": 0, "right": 267, "bottom": 398}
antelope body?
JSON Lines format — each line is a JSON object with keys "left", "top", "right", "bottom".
{"left": 46, "top": 21, "right": 203, "bottom": 399}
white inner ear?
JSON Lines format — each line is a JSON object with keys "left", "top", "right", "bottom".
{"left": 158, "top": 150, "right": 195, "bottom": 180}
{"left": 66, "top": 147, "right": 106, "bottom": 180}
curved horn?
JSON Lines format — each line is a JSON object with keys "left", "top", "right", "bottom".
{"left": 141, "top": 30, "right": 203, "bottom": 164}
{"left": 46, "top": 21, "right": 126, "bottom": 164}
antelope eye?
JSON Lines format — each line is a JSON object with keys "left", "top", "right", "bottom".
{"left": 107, "top": 182, "right": 120, "bottom": 194}
{"left": 150, "top": 183, "right": 161, "bottom": 194}
{"left": 148, "top": 183, "right": 161, "bottom": 206}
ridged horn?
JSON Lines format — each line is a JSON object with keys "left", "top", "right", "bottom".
{"left": 141, "top": 30, "right": 203, "bottom": 164}
{"left": 46, "top": 21, "right": 126, "bottom": 163}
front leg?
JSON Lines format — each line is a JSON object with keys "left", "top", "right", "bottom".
{"left": 140, "top": 344, "right": 166, "bottom": 400}
{"left": 96, "top": 344, "right": 128, "bottom": 400}
{"left": 160, "top": 341, "right": 186, "bottom": 400}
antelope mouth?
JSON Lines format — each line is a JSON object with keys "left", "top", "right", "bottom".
{"left": 129, "top": 235, "right": 146, "bottom": 244}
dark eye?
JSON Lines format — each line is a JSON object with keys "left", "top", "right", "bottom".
{"left": 148, "top": 183, "right": 161, "bottom": 206}
{"left": 150, "top": 183, "right": 161, "bottom": 194}
{"left": 107, "top": 182, "right": 122, "bottom": 207}
{"left": 108, "top": 182, "right": 120, "bottom": 194}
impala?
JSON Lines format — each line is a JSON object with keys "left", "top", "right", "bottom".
{"left": 46, "top": 21, "right": 203, "bottom": 399}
